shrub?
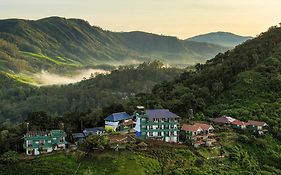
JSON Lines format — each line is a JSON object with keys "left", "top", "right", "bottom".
{"left": 0, "top": 151, "right": 19, "bottom": 164}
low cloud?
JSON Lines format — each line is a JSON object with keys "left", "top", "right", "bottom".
{"left": 34, "top": 69, "right": 109, "bottom": 86}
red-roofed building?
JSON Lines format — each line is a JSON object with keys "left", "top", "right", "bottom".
{"left": 245, "top": 120, "right": 268, "bottom": 134}
{"left": 231, "top": 120, "right": 246, "bottom": 129}
{"left": 181, "top": 123, "right": 215, "bottom": 147}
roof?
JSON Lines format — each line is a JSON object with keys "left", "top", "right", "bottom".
{"left": 211, "top": 116, "right": 236, "bottom": 124}
{"left": 120, "top": 119, "right": 135, "bottom": 126}
{"left": 182, "top": 124, "right": 202, "bottom": 132}
{"left": 83, "top": 127, "right": 105, "bottom": 133}
{"left": 83, "top": 127, "right": 105, "bottom": 136}
{"left": 246, "top": 120, "right": 268, "bottom": 127}
{"left": 104, "top": 112, "right": 132, "bottom": 122}
{"left": 72, "top": 133, "right": 85, "bottom": 139}
{"left": 25, "top": 130, "right": 66, "bottom": 137}
{"left": 50, "top": 130, "right": 66, "bottom": 137}
{"left": 145, "top": 109, "right": 179, "bottom": 119}
{"left": 231, "top": 120, "right": 245, "bottom": 126}
{"left": 181, "top": 123, "right": 213, "bottom": 132}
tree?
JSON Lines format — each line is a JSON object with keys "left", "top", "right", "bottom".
{"left": 81, "top": 135, "right": 109, "bottom": 151}
{"left": 0, "top": 151, "right": 19, "bottom": 164}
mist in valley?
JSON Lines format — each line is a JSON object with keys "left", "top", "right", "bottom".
{"left": 34, "top": 69, "right": 109, "bottom": 86}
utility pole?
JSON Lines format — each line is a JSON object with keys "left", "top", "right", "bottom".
{"left": 26, "top": 122, "right": 29, "bottom": 132}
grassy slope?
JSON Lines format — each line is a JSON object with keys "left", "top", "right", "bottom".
{"left": 1, "top": 132, "right": 280, "bottom": 175}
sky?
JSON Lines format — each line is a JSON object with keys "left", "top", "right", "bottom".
{"left": 1, "top": 0, "right": 281, "bottom": 39}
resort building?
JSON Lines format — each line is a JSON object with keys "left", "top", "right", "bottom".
{"left": 104, "top": 112, "right": 134, "bottom": 132}
{"left": 181, "top": 123, "right": 215, "bottom": 147}
{"left": 23, "top": 130, "right": 67, "bottom": 156}
{"left": 134, "top": 109, "right": 180, "bottom": 143}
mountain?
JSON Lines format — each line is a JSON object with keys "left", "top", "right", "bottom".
{"left": 186, "top": 31, "right": 253, "bottom": 47}
{"left": 0, "top": 17, "right": 229, "bottom": 77}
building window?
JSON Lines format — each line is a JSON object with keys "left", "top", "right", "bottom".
{"left": 149, "top": 132, "right": 153, "bottom": 136}
{"left": 149, "top": 125, "right": 153, "bottom": 130}
{"left": 60, "top": 137, "right": 64, "bottom": 143}
{"left": 170, "top": 125, "right": 174, "bottom": 129}
{"left": 27, "top": 140, "right": 32, "bottom": 147}
{"left": 158, "top": 132, "right": 162, "bottom": 136}
{"left": 39, "top": 140, "right": 45, "bottom": 145}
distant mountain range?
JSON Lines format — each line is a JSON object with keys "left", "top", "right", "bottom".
{"left": 186, "top": 31, "right": 253, "bottom": 47}
{"left": 0, "top": 17, "right": 252, "bottom": 75}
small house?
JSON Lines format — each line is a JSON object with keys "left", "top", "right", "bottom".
{"left": 181, "top": 123, "right": 215, "bottom": 147}
{"left": 246, "top": 120, "right": 268, "bottom": 134}
{"left": 210, "top": 115, "right": 236, "bottom": 125}
{"left": 72, "top": 133, "right": 86, "bottom": 143}
{"left": 23, "top": 130, "right": 67, "bottom": 156}
{"left": 231, "top": 120, "right": 246, "bottom": 129}
{"left": 104, "top": 112, "right": 133, "bottom": 132}
{"left": 72, "top": 127, "right": 105, "bottom": 144}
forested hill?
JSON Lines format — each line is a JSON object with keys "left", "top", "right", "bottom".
{"left": 0, "top": 16, "right": 229, "bottom": 74}
{"left": 186, "top": 31, "right": 253, "bottom": 47}
{"left": 135, "top": 25, "right": 281, "bottom": 138}
{"left": 0, "top": 61, "right": 182, "bottom": 123}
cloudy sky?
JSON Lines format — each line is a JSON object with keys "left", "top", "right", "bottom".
{"left": 1, "top": 0, "right": 281, "bottom": 38}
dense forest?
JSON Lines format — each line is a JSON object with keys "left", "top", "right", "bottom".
{"left": 0, "top": 61, "right": 182, "bottom": 123}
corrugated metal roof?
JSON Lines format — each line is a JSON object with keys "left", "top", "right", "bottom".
{"left": 145, "top": 109, "right": 179, "bottom": 119}
{"left": 72, "top": 133, "right": 85, "bottom": 139}
{"left": 83, "top": 127, "right": 105, "bottom": 136}
{"left": 104, "top": 112, "right": 132, "bottom": 122}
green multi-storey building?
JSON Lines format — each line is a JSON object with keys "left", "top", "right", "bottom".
{"left": 134, "top": 109, "right": 180, "bottom": 142}
{"left": 23, "top": 130, "right": 67, "bottom": 156}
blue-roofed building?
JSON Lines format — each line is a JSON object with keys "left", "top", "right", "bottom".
{"left": 72, "top": 127, "right": 105, "bottom": 144}
{"left": 104, "top": 112, "right": 134, "bottom": 132}
{"left": 134, "top": 109, "right": 180, "bottom": 142}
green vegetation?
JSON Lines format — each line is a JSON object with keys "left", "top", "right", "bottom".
{"left": 134, "top": 25, "right": 281, "bottom": 140}
{"left": 0, "top": 16, "right": 230, "bottom": 75}
{"left": 1, "top": 131, "right": 280, "bottom": 174}
{"left": 0, "top": 61, "right": 182, "bottom": 123}
{"left": 21, "top": 51, "right": 81, "bottom": 67}
{"left": 1, "top": 18, "right": 281, "bottom": 174}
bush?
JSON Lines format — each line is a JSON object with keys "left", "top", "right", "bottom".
{"left": 0, "top": 151, "right": 19, "bottom": 164}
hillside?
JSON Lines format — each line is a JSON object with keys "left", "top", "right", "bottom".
{"left": 0, "top": 61, "right": 182, "bottom": 123}
{"left": 135, "top": 25, "right": 281, "bottom": 139}
{"left": 1, "top": 132, "right": 281, "bottom": 175}
{"left": 0, "top": 17, "right": 229, "bottom": 77}
{"left": 186, "top": 31, "right": 253, "bottom": 47}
